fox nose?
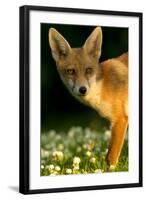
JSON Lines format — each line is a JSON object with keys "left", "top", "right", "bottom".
{"left": 79, "top": 86, "right": 87, "bottom": 95}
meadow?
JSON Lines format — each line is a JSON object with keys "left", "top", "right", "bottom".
{"left": 41, "top": 126, "right": 128, "bottom": 176}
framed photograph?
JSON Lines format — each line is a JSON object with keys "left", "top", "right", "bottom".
{"left": 19, "top": 5, "right": 143, "bottom": 194}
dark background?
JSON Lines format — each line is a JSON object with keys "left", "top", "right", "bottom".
{"left": 41, "top": 23, "right": 128, "bottom": 132}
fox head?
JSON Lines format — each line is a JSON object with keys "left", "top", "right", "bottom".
{"left": 48, "top": 27, "right": 102, "bottom": 97}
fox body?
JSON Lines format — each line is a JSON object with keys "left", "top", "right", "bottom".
{"left": 49, "top": 27, "right": 128, "bottom": 169}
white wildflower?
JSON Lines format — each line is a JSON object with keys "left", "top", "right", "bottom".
{"left": 73, "top": 157, "right": 81, "bottom": 171}
{"left": 55, "top": 166, "right": 61, "bottom": 172}
{"left": 86, "top": 151, "right": 92, "bottom": 157}
{"left": 66, "top": 169, "right": 72, "bottom": 174}
{"left": 68, "top": 128, "right": 75, "bottom": 138}
{"left": 73, "top": 165, "right": 80, "bottom": 170}
{"left": 95, "top": 169, "right": 103, "bottom": 173}
{"left": 52, "top": 151, "right": 64, "bottom": 161}
{"left": 73, "top": 157, "right": 81, "bottom": 165}
{"left": 41, "top": 165, "right": 44, "bottom": 169}
{"left": 47, "top": 164, "right": 54, "bottom": 171}
{"left": 89, "top": 157, "right": 96, "bottom": 163}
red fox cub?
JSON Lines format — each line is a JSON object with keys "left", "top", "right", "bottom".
{"left": 48, "top": 27, "right": 128, "bottom": 170}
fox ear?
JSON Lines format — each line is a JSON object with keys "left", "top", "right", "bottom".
{"left": 49, "top": 28, "right": 71, "bottom": 61}
{"left": 83, "top": 27, "right": 102, "bottom": 59}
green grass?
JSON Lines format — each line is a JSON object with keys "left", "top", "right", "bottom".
{"left": 41, "top": 126, "right": 128, "bottom": 176}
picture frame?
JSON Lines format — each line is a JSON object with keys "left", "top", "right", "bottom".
{"left": 19, "top": 5, "right": 143, "bottom": 194}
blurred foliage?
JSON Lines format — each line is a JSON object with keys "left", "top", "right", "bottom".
{"left": 41, "top": 23, "right": 128, "bottom": 131}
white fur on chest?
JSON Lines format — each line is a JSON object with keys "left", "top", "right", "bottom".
{"left": 81, "top": 80, "right": 112, "bottom": 120}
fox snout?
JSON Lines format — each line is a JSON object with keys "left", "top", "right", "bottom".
{"left": 65, "top": 77, "right": 89, "bottom": 96}
{"left": 72, "top": 84, "right": 89, "bottom": 96}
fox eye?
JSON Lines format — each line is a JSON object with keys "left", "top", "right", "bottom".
{"left": 86, "top": 67, "right": 93, "bottom": 74}
{"left": 66, "top": 69, "right": 75, "bottom": 75}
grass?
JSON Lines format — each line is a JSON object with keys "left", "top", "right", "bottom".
{"left": 41, "top": 126, "right": 128, "bottom": 176}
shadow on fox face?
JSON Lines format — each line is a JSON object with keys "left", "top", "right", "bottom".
{"left": 49, "top": 27, "right": 102, "bottom": 97}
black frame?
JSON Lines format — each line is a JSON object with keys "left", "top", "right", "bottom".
{"left": 19, "top": 5, "right": 143, "bottom": 194}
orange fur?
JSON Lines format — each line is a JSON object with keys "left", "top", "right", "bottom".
{"left": 100, "top": 54, "right": 128, "bottom": 166}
